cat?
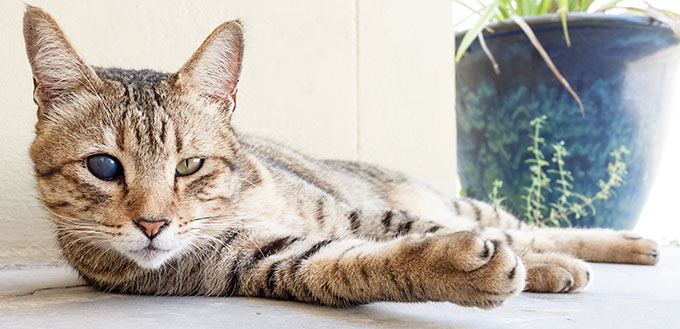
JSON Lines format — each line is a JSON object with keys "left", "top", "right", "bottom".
{"left": 24, "top": 6, "right": 659, "bottom": 308}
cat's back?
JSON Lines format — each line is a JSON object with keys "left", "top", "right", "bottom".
{"left": 236, "top": 133, "right": 409, "bottom": 209}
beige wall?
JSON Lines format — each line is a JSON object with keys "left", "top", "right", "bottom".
{"left": 0, "top": 0, "right": 456, "bottom": 263}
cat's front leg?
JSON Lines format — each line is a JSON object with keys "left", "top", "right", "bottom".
{"left": 236, "top": 231, "right": 525, "bottom": 308}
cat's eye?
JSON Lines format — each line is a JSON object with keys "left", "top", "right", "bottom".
{"left": 176, "top": 158, "right": 204, "bottom": 176}
{"left": 87, "top": 154, "right": 122, "bottom": 181}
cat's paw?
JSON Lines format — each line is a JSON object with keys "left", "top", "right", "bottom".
{"left": 565, "top": 230, "right": 660, "bottom": 265}
{"left": 428, "top": 230, "right": 500, "bottom": 272}
{"left": 618, "top": 232, "right": 659, "bottom": 265}
{"left": 424, "top": 232, "right": 526, "bottom": 308}
{"left": 522, "top": 252, "right": 591, "bottom": 293}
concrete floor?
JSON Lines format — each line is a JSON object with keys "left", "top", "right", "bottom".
{"left": 1, "top": 246, "right": 679, "bottom": 329}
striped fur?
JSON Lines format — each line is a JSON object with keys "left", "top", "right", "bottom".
{"left": 24, "top": 7, "right": 659, "bottom": 308}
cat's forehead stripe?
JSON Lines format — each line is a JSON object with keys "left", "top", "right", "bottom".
{"left": 94, "top": 67, "right": 172, "bottom": 85}
{"left": 93, "top": 67, "right": 175, "bottom": 155}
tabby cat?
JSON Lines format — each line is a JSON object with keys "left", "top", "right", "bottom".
{"left": 24, "top": 6, "right": 659, "bottom": 308}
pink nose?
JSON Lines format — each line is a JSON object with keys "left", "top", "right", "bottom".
{"left": 135, "top": 219, "right": 168, "bottom": 239}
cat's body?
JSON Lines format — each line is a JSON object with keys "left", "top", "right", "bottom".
{"left": 24, "top": 6, "right": 659, "bottom": 308}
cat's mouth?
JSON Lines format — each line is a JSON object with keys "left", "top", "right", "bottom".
{"left": 125, "top": 245, "right": 177, "bottom": 269}
{"left": 133, "top": 245, "right": 172, "bottom": 253}
{"left": 129, "top": 245, "right": 173, "bottom": 258}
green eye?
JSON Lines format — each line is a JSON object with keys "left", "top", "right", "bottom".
{"left": 176, "top": 158, "right": 204, "bottom": 176}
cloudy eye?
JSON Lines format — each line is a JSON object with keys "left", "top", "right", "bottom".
{"left": 87, "top": 154, "right": 122, "bottom": 181}
{"left": 176, "top": 158, "right": 203, "bottom": 176}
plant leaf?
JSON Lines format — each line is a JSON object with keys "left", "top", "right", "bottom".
{"left": 558, "top": 0, "right": 572, "bottom": 47}
{"left": 497, "top": 4, "right": 512, "bottom": 19}
{"left": 509, "top": 14, "right": 585, "bottom": 117}
{"left": 594, "top": 0, "right": 625, "bottom": 12}
{"left": 575, "top": 0, "right": 597, "bottom": 12}
{"left": 640, "top": 2, "right": 680, "bottom": 38}
{"left": 455, "top": 0, "right": 502, "bottom": 63}
{"left": 538, "top": 0, "right": 554, "bottom": 14}
{"left": 478, "top": 31, "right": 501, "bottom": 74}
{"left": 453, "top": 0, "right": 479, "bottom": 13}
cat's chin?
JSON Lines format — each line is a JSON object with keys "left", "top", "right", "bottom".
{"left": 125, "top": 247, "right": 178, "bottom": 270}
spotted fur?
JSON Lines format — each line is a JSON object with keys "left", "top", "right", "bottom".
{"left": 24, "top": 7, "right": 659, "bottom": 308}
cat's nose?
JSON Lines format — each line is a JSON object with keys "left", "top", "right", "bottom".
{"left": 134, "top": 218, "right": 169, "bottom": 239}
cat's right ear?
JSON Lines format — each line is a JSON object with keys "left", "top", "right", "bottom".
{"left": 23, "top": 6, "right": 102, "bottom": 115}
{"left": 176, "top": 20, "right": 244, "bottom": 117}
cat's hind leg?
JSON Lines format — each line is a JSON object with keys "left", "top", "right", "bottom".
{"left": 446, "top": 198, "right": 661, "bottom": 293}
{"left": 452, "top": 198, "right": 660, "bottom": 266}
{"left": 518, "top": 250, "right": 592, "bottom": 293}
{"left": 505, "top": 227, "right": 660, "bottom": 265}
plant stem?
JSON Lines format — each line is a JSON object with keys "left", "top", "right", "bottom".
{"left": 536, "top": 146, "right": 628, "bottom": 226}
{"left": 532, "top": 119, "right": 543, "bottom": 217}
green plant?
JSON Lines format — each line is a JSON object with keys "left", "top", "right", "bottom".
{"left": 454, "top": 0, "right": 680, "bottom": 116}
{"left": 488, "top": 179, "right": 506, "bottom": 207}
{"left": 487, "top": 116, "right": 629, "bottom": 227}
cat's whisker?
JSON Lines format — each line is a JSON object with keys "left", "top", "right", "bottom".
{"left": 191, "top": 215, "right": 221, "bottom": 222}
{"left": 234, "top": 176, "right": 257, "bottom": 188}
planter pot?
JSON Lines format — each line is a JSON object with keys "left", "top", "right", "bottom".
{"left": 456, "top": 14, "right": 680, "bottom": 229}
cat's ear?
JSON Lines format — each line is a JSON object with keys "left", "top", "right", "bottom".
{"left": 23, "top": 6, "right": 102, "bottom": 113}
{"left": 176, "top": 20, "right": 244, "bottom": 115}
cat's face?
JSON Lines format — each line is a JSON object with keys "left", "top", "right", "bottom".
{"left": 24, "top": 7, "right": 246, "bottom": 269}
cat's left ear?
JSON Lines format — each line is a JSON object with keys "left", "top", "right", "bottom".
{"left": 176, "top": 20, "right": 244, "bottom": 116}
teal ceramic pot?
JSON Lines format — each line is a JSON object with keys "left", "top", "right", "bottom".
{"left": 456, "top": 14, "right": 680, "bottom": 229}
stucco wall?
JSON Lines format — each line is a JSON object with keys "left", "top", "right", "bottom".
{"left": 0, "top": 0, "right": 456, "bottom": 263}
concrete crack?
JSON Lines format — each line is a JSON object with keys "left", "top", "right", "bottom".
{"left": 5, "top": 284, "right": 88, "bottom": 297}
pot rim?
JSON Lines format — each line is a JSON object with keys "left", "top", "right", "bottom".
{"left": 455, "top": 13, "right": 669, "bottom": 39}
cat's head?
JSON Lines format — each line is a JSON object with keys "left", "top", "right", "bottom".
{"left": 24, "top": 6, "right": 249, "bottom": 269}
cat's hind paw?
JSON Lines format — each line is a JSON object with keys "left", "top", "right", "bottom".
{"left": 522, "top": 251, "right": 592, "bottom": 293}
{"left": 619, "top": 232, "right": 659, "bottom": 265}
